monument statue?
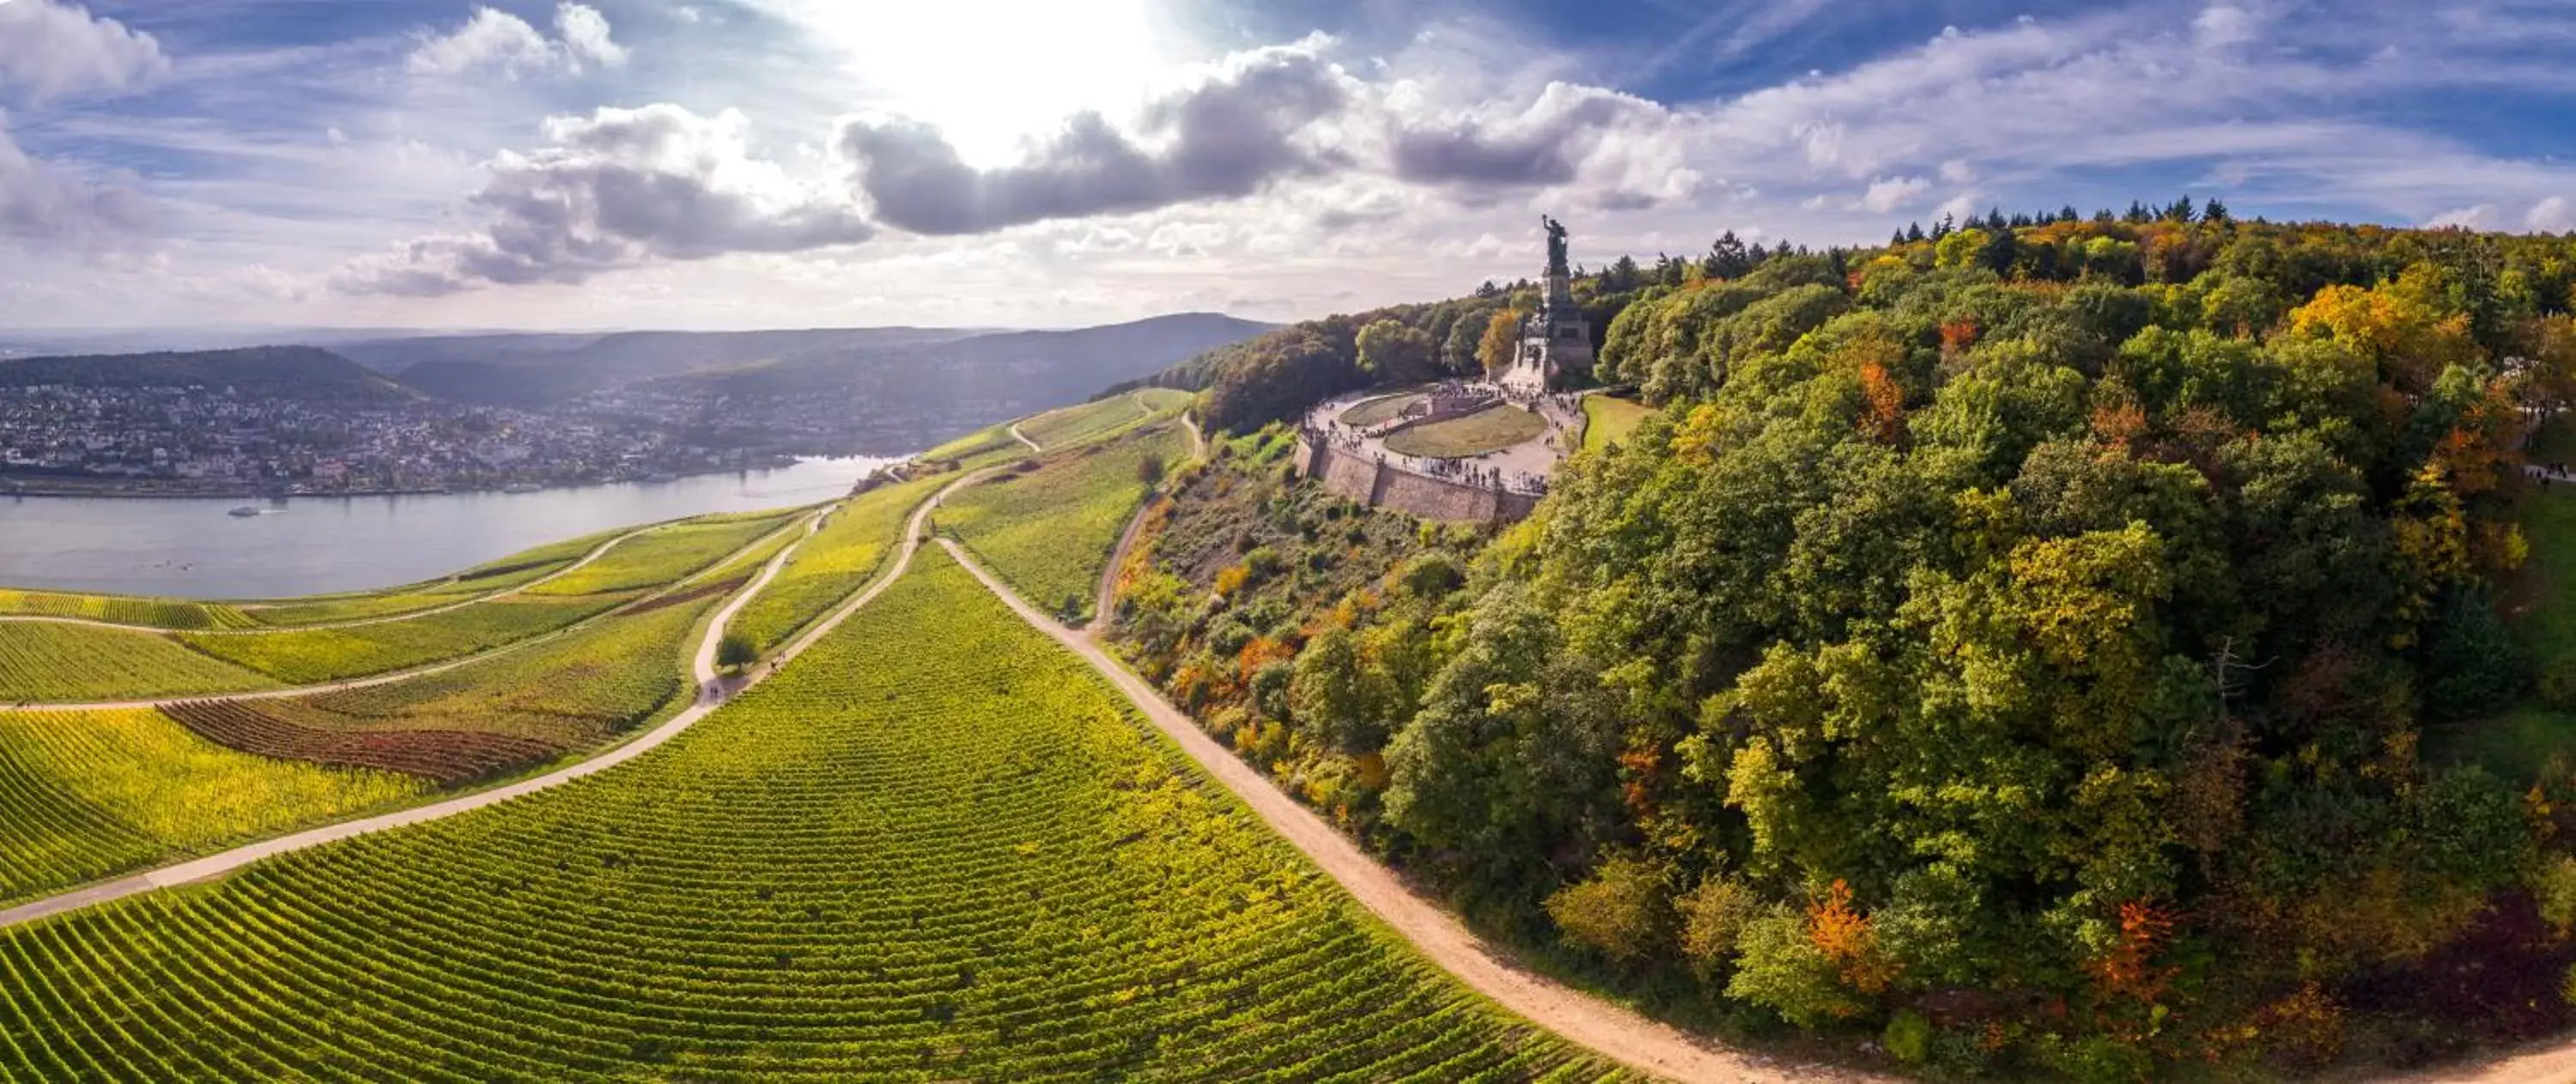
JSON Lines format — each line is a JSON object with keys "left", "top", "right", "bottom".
{"left": 1542, "top": 216, "right": 1568, "bottom": 277}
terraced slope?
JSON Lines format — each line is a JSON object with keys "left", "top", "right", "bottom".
{"left": 526, "top": 514, "right": 794, "bottom": 595}
{"left": 174, "top": 592, "right": 637, "bottom": 685}
{"left": 185, "top": 591, "right": 726, "bottom": 782}
{"left": 0, "top": 551, "right": 1620, "bottom": 1082}
{"left": 0, "top": 589, "right": 257, "bottom": 630}
{"left": 940, "top": 424, "right": 1188, "bottom": 624}
{"left": 0, "top": 709, "right": 424, "bottom": 904}
{"left": 920, "top": 420, "right": 1030, "bottom": 467}
{"left": 240, "top": 527, "right": 626, "bottom": 626}
{"left": 164, "top": 514, "right": 796, "bottom": 687}
{"left": 1022, "top": 392, "right": 1159, "bottom": 448}
{"left": 0, "top": 623, "right": 280, "bottom": 702}
{"left": 727, "top": 475, "right": 944, "bottom": 654}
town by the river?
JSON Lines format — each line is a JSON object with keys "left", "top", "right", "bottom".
{"left": 0, "top": 456, "right": 896, "bottom": 599}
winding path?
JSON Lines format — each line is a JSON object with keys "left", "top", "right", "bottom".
{"left": 1008, "top": 422, "right": 1043, "bottom": 453}
{"left": 0, "top": 475, "right": 979, "bottom": 930}
{"left": 945, "top": 537, "right": 1876, "bottom": 1084}
{"left": 1087, "top": 411, "right": 1206, "bottom": 640}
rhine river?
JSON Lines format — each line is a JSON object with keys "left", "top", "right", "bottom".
{"left": 0, "top": 457, "right": 897, "bottom": 600}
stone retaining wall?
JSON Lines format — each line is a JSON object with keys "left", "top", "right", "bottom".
{"left": 1294, "top": 436, "right": 1540, "bottom": 523}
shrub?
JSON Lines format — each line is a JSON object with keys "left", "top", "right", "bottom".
{"left": 2536, "top": 856, "right": 2576, "bottom": 936}
{"left": 1676, "top": 873, "right": 1761, "bottom": 976}
{"left": 2543, "top": 658, "right": 2576, "bottom": 710}
{"left": 2423, "top": 587, "right": 2525, "bottom": 719}
{"left": 1725, "top": 904, "right": 1867, "bottom": 1026}
{"left": 1396, "top": 552, "right": 1467, "bottom": 600}
{"left": 1881, "top": 1009, "right": 1934, "bottom": 1065}
{"left": 1544, "top": 856, "right": 1674, "bottom": 966}
{"left": 714, "top": 632, "right": 757, "bottom": 673}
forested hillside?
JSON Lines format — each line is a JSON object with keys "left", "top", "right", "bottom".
{"left": 1116, "top": 204, "right": 2576, "bottom": 1078}
{"left": 0, "top": 346, "right": 416, "bottom": 403}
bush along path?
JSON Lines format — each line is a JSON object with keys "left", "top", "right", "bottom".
{"left": 941, "top": 536, "right": 1880, "bottom": 1084}
{"left": 0, "top": 475, "right": 981, "bottom": 931}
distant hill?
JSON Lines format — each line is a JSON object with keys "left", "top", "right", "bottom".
{"left": 334, "top": 314, "right": 1271, "bottom": 413}
{"left": 677, "top": 314, "right": 1276, "bottom": 399}
{"left": 626, "top": 313, "right": 1275, "bottom": 454}
{"left": 0, "top": 346, "right": 415, "bottom": 403}
{"left": 338, "top": 326, "right": 993, "bottom": 406}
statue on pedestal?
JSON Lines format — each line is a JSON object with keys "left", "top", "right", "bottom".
{"left": 1542, "top": 216, "right": 1569, "bottom": 277}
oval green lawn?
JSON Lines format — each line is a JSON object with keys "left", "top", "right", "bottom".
{"left": 1382, "top": 405, "right": 1549, "bottom": 459}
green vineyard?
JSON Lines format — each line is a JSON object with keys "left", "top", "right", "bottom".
{"left": 0, "top": 589, "right": 258, "bottom": 630}
{"left": 526, "top": 514, "right": 796, "bottom": 596}
{"left": 0, "top": 551, "right": 1617, "bottom": 1081}
{"left": 940, "top": 424, "right": 1187, "bottom": 624}
{"left": 236, "top": 528, "right": 623, "bottom": 626}
{"left": 0, "top": 623, "right": 281, "bottom": 703}
{"left": 727, "top": 476, "right": 941, "bottom": 654}
{"left": 0, "top": 708, "right": 425, "bottom": 904}
{"left": 175, "top": 592, "right": 637, "bottom": 685}
{"left": 301, "top": 593, "right": 705, "bottom": 743}
{"left": 1020, "top": 389, "right": 1188, "bottom": 449}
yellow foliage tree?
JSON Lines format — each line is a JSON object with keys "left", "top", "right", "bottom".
{"left": 2286, "top": 265, "right": 2480, "bottom": 393}
{"left": 1476, "top": 308, "right": 1524, "bottom": 376}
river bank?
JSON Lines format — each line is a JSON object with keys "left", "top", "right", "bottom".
{"left": 0, "top": 456, "right": 901, "bottom": 599}
{"left": 0, "top": 458, "right": 804, "bottom": 500}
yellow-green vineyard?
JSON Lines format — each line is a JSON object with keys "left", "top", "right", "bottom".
{"left": 0, "top": 550, "right": 1619, "bottom": 1082}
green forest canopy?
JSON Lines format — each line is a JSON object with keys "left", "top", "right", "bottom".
{"left": 1116, "top": 203, "right": 2576, "bottom": 1078}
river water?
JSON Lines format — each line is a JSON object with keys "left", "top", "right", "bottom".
{"left": 0, "top": 457, "right": 898, "bottom": 600}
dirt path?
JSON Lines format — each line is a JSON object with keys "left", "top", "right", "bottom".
{"left": 944, "top": 538, "right": 1879, "bottom": 1084}
{"left": 0, "top": 475, "right": 979, "bottom": 931}
{"left": 0, "top": 521, "right": 670, "bottom": 636}
{"left": 0, "top": 513, "right": 821, "bottom": 714}
{"left": 1009, "top": 422, "right": 1043, "bottom": 453}
{"left": 1087, "top": 408, "right": 1206, "bottom": 642}
{"left": 1088, "top": 495, "right": 1157, "bottom": 642}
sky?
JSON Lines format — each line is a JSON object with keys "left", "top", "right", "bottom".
{"left": 0, "top": 0, "right": 2571, "bottom": 332}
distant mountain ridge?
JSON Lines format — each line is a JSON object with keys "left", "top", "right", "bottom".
{"left": 326, "top": 314, "right": 1270, "bottom": 408}
{"left": 0, "top": 346, "right": 413, "bottom": 403}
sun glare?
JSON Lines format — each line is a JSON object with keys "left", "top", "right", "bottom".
{"left": 817, "top": 0, "right": 1169, "bottom": 167}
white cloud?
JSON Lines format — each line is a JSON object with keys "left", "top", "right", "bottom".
{"left": 2427, "top": 204, "right": 2497, "bottom": 230}
{"left": 0, "top": 113, "right": 152, "bottom": 244}
{"left": 1855, "top": 174, "right": 1930, "bottom": 212}
{"left": 1932, "top": 190, "right": 1984, "bottom": 225}
{"left": 2529, "top": 197, "right": 2573, "bottom": 234}
{"left": 337, "top": 105, "right": 870, "bottom": 295}
{"left": 407, "top": 8, "right": 553, "bottom": 77}
{"left": 406, "top": 3, "right": 625, "bottom": 79}
{"left": 2193, "top": 5, "right": 2258, "bottom": 48}
{"left": 0, "top": 0, "right": 167, "bottom": 104}
{"left": 556, "top": 3, "right": 629, "bottom": 69}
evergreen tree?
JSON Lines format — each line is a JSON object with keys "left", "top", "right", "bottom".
{"left": 1704, "top": 230, "right": 1754, "bottom": 279}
